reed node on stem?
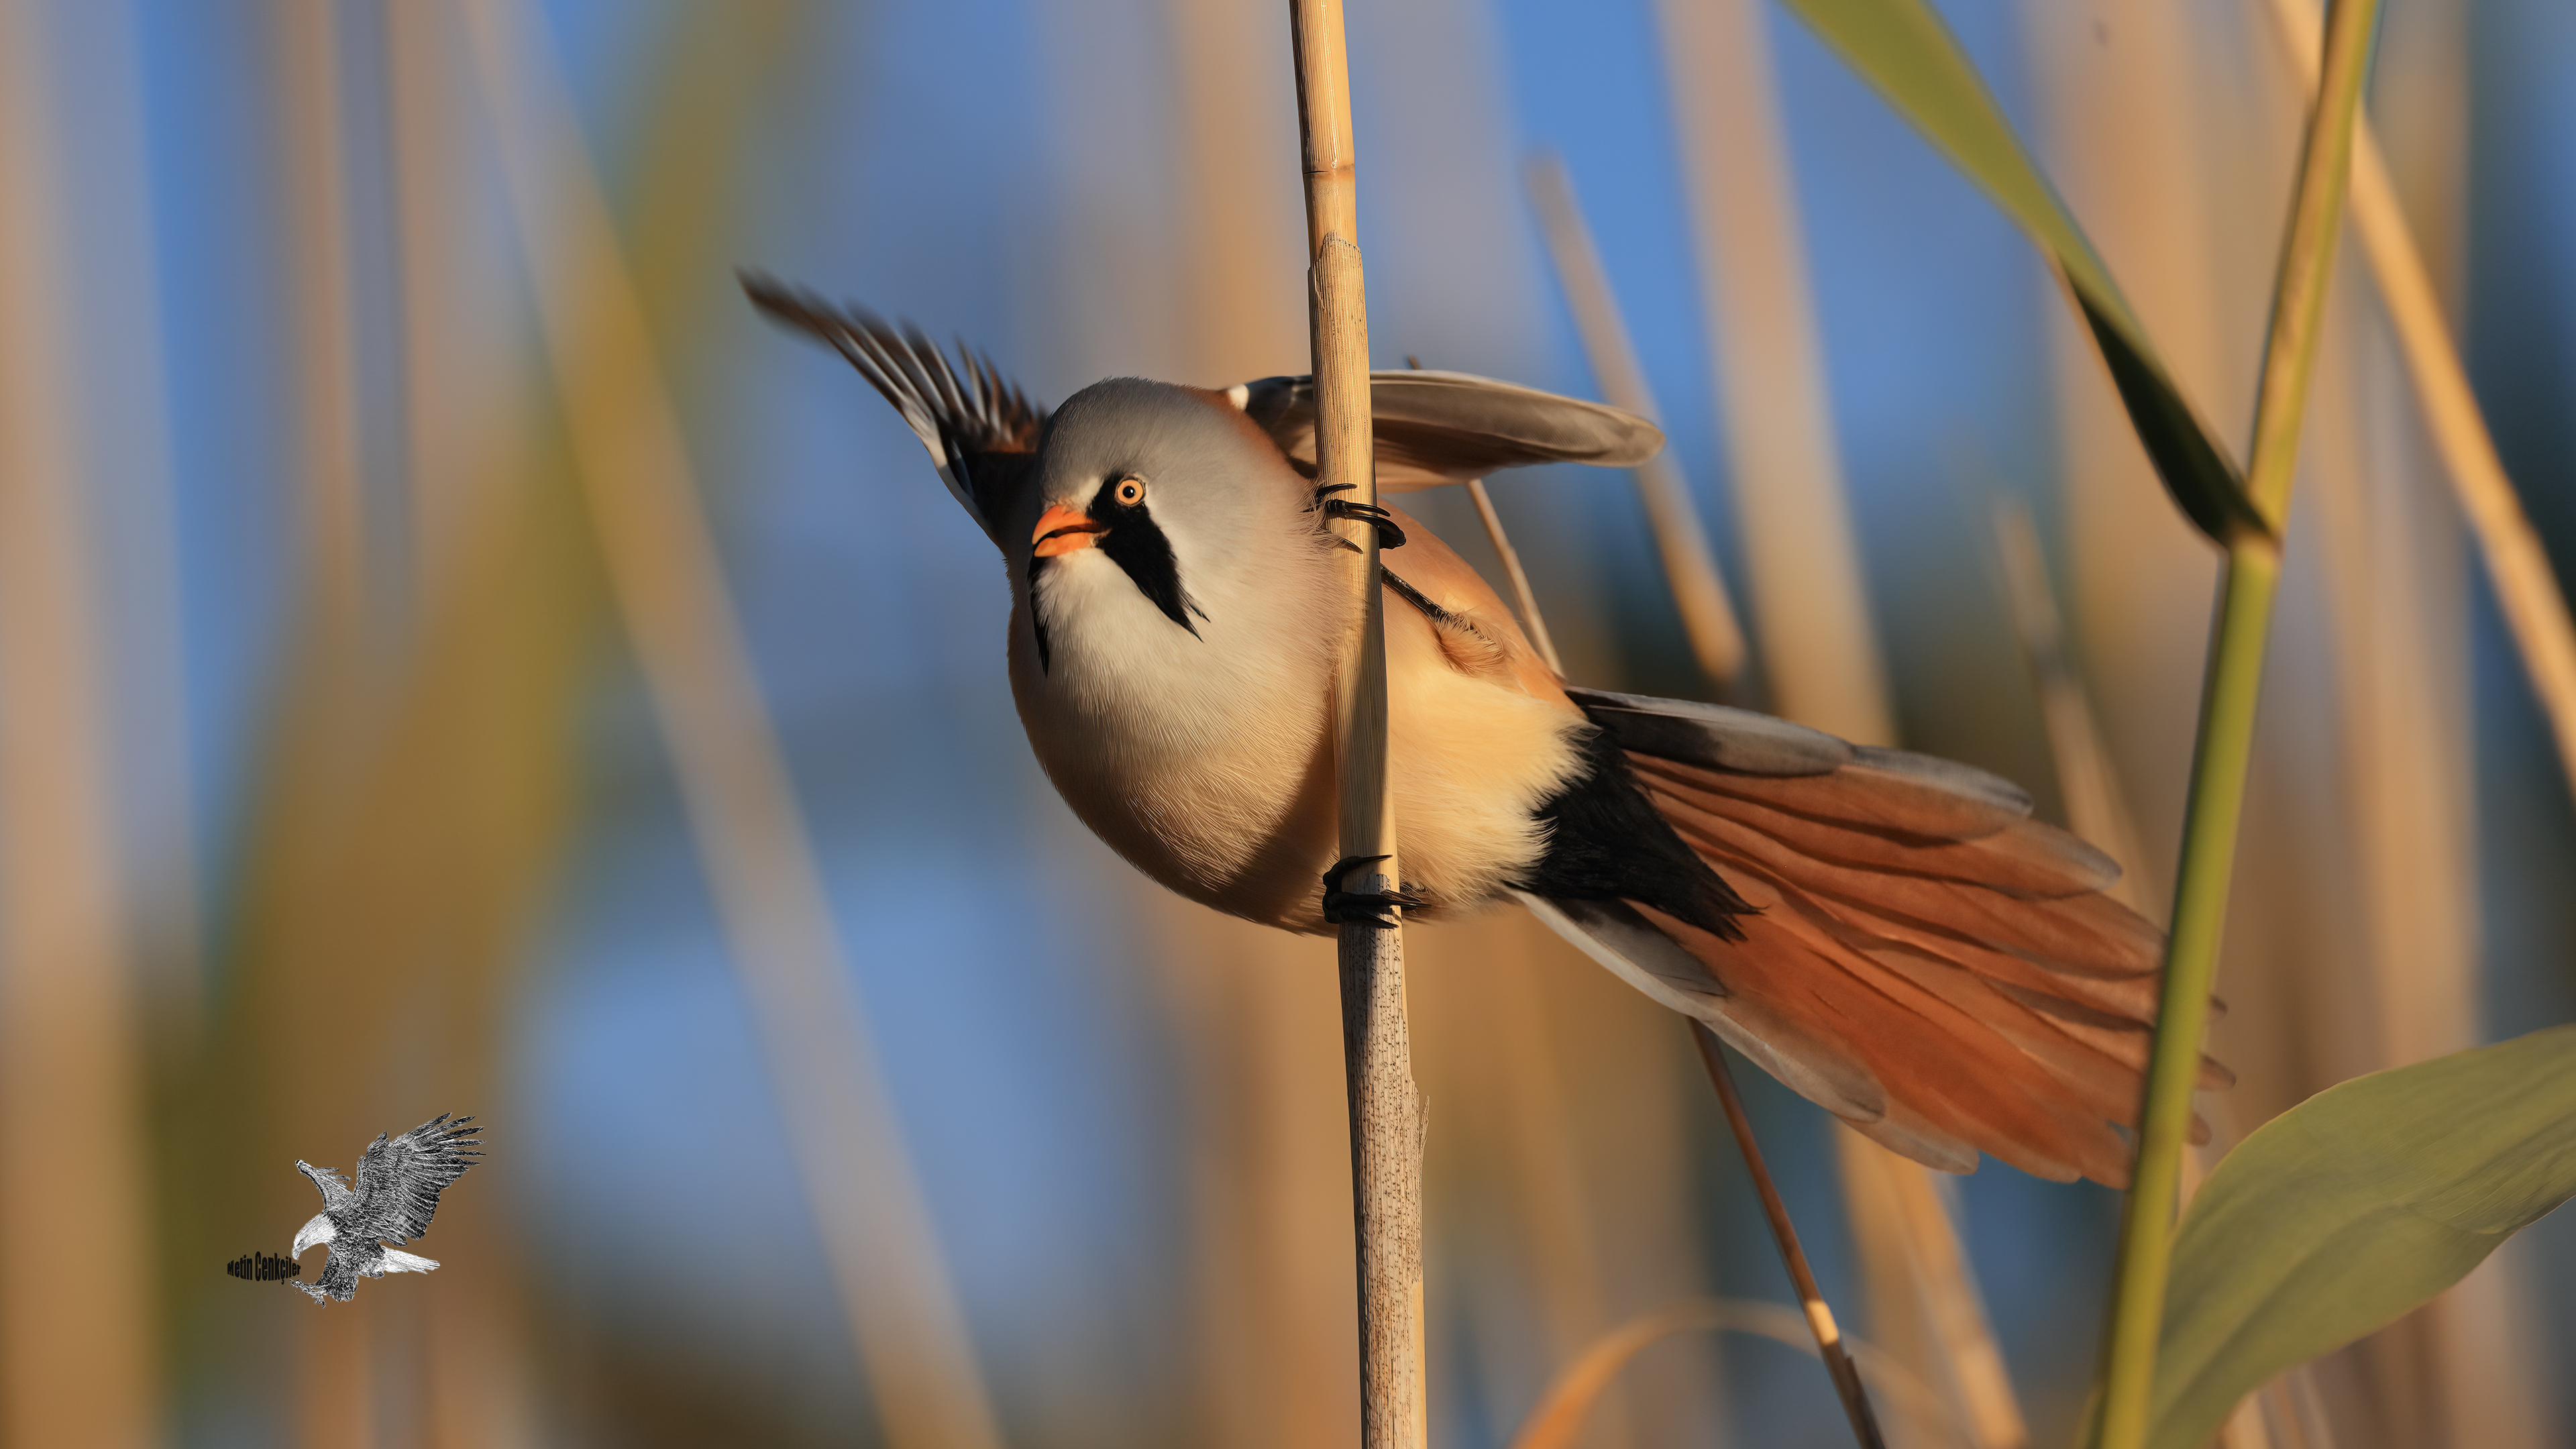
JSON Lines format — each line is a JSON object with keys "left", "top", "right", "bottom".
{"left": 1692, "top": 1027, "right": 1888, "bottom": 1449}
{"left": 1287, "top": 3, "right": 1424, "bottom": 1447}
{"left": 2094, "top": 2, "right": 2381, "bottom": 1444}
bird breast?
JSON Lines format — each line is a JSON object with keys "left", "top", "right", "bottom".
{"left": 1007, "top": 505, "right": 1587, "bottom": 934}
{"left": 1010, "top": 525, "right": 1350, "bottom": 930}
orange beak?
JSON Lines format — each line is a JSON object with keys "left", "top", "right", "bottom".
{"left": 1032, "top": 502, "right": 1107, "bottom": 557}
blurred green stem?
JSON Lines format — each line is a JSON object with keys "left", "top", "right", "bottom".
{"left": 2093, "top": 2, "right": 2379, "bottom": 1446}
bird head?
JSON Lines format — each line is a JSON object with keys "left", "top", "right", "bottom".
{"left": 1019, "top": 378, "right": 1327, "bottom": 680}
{"left": 291, "top": 1210, "right": 336, "bottom": 1259}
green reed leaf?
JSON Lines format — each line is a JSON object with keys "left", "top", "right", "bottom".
{"left": 2147, "top": 1025, "right": 2576, "bottom": 1449}
{"left": 1772, "top": 0, "right": 2265, "bottom": 543}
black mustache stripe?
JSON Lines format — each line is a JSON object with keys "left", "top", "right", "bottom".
{"left": 1025, "top": 485, "right": 1205, "bottom": 675}
{"left": 1094, "top": 507, "right": 1204, "bottom": 638}
{"left": 1027, "top": 550, "right": 1055, "bottom": 674}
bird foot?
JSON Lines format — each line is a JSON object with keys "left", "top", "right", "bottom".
{"left": 290, "top": 1281, "right": 329, "bottom": 1304}
{"left": 1321, "top": 855, "right": 1424, "bottom": 928}
{"left": 1312, "top": 484, "right": 1407, "bottom": 550}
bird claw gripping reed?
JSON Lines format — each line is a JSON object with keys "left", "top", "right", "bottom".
{"left": 743, "top": 277, "right": 2220, "bottom": 1190}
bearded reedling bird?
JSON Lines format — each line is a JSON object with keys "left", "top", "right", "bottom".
{"left": 289, "top": 1114, "right": 483, "bottom": 1303}
{"left": 744, "top": 275, "right": 2225, "bottom": 1189}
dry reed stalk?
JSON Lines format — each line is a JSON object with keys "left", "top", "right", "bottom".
{"left": 1420, "top": 341, "right": 1564, "bottom": 680}
{"left": 624, "top": 0, "right": 800, "bottom": 356}
{"left": 1429, "top": 436, "right": 1723, "bottom": 1447}
{"left": 1150, "top": 6, "right": 1356, "bottom": 1440}
{"left": 1466, "top": 479, "right": 1566, "bottom": 674}
{"left": 1522, "top": 154, "right": 1746, "bottom": 687}
{"left": 1652, "top": 1, "right": 2023, "bottom": 1438}
{"left": 273, "top": 0, "right": 374, "bottom": 634}
{"left": 1511, "top": 944, "right": 1737, "bottom": 1443}
{"left": 210, "top": 421, "right": 589, "bottom": 1449}
{"left": 387, "top": 0, "right": 502, "bottom": 600}
{"left": 1289, "top": 4, "right": 1424, "bottom": 1444}
{"left": 2259, "top": 0, "right": 2576, "bottom": 805}
{"left": 1828, "top": 1134, "right": 2029, "bottom": 1449}
{"left": 1160, "top": 0, "right": 1305, "bottom": 385}
{"left": 1693, "top": 1030, "right": 1887, "bottom": 1449}
{"left": 297, "top": 1328, "right": 375, "bottom": 1449}
{"left": 266, "top": 8, "right": 410, "bottom": 1437}
{"left": 1436, "top": 918, "right": 1644, "bottom": 1449}
{"left": 2255, "top": 5, "right": 2553, "bottom": 1442}
{"left": 1842, "top": 1146, "right": 2029, "bottom": 1449}
{"left": 2019, "top": 0, "right": 2243, "bottom": 875}
{"left": 1651, "top": 0, "right": 1884, "bottom": 727}
{"left": 2300, "top": 294, "right": 2543, "bottom": 1449}
{"left": 425, "top": 1277, "right": 541, "bottom": 1449}
{"left": 0, "top": 9, "right": 159, "bottom": 1439}
{"left": 1155, "top": 908, "right": 1358, "bottom": 1446}
{"left": 1529, "top": 155, "right": 1876, "bottom": 1434}
{"left": 1509, "top": 1297, "right": 1969, "bottom": 1449}
{"left": 147, "top": 15, "right": 581, "bottom": 1449}
{"left": 2316, "top": 271, "right": 2548, "bottom": 1449}
{"left": 51, "top": 0, "right": 209, "bottom": 1046}
{"left": 459, "top": 7, "right": 1005, "bottom": 1448}
{"left": 1989, "top": 500, "right": 2160, "bottom": 914}
{"left": 1402, "top": 490, "right": 1666, "bottom": 1428}
{"left": 382, "top": 11, "right": 562, "bottom": 1445}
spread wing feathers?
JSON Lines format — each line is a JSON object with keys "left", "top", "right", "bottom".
{"left": 1537, "top": 690, "right": 2226, "bottom": 1189}
{"left": 349, "top": 1114, "right": 483, "bottom": 1245}
{"left": 1236, "top": 369, "right": 1664, "bottom": 491}
{"left": 297, "top": 1159, "right": 355, "bottom": 1210}
{"left": 740, "top": 272, "right": 1044, "bottom": 543}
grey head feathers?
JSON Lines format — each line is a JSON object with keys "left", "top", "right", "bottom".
{"left": 741, "top": 276, "right": 1669, "bottom": 549}
{"left": 740, "top": 279, "right": 1663, "bottom": 680}
{"left": 1038, "top": 378, "right": 1305, "bottom": 572}
{"left": 1022, "top": 378, "right": 1325, "bottom": 669}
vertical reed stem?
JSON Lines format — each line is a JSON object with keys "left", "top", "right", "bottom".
{"left": 1465, "top": 478, "right": 1563, "bottom": 675}
{"left": 1693, "top": 1027, "right": 1888, "bottom": 1449}
{"left": 462, "top": 7, "right": 1004, "bottom": 1448}
{"left": 1652, "top": 0, "right": 1884, "bottom": 727}
{"left": 2094, "top": 3, "right": 2379, "bottom": 1444}
{"left": 2260, "top": 0, "right": 2576, "bottom": 804}
{"left": 0, "top": 10, "right": 158, "bottom": 1438}
{"left": 1523, "top": 153, "right": 1746, "bottom": 686}
{"left": 1289, "top": 5, "right": 1424, "bottom": 1446}
{"left": 274, "top": 0, "right": 373, "bottom": 638}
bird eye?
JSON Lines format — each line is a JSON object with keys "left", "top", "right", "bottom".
{"left": 1116, "top": 478, "right": 1145, "bottom": 505}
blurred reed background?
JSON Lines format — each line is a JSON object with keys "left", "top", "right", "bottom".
{"left": 3, "top": 0, "right": 2573, "bottom": 1446}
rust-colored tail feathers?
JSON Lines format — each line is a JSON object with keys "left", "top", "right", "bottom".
{"left": 1522, "top": 690, "right": 2227, "bottom": 1187}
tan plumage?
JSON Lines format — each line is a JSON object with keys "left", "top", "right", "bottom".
{"left": 746, "top": 275, "right": 2215, "bottom": 1189}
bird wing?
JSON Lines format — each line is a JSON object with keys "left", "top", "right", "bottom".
{"left": 297, "top": 1159, "right": 356, "bottom": 1211}
{"left": 1379, "top": 502, "right": 1578, "bottom": 708}
{"left": 1528, "top": 690, "right": 2226, "bottom": 1188}
{"left": 347, "top": 1114, "right": 484, "bottom": 1245}
{"left": 741, "top": 273, "right": 1045, "bottom": 545}
{"left": 1236, "top": 370, "right": 1663, "bottom": 491}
